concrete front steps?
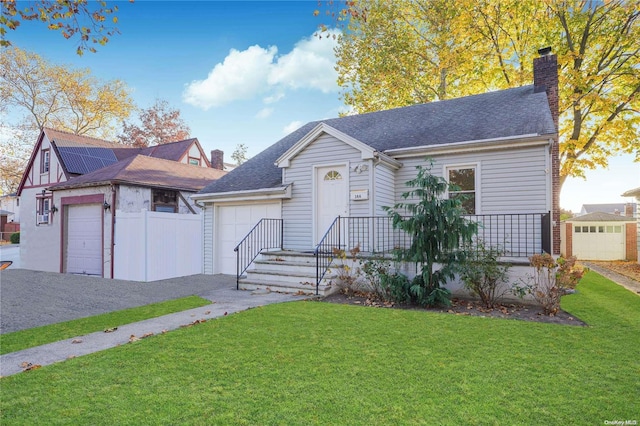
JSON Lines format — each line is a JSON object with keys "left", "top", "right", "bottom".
{"left": 238, "top": 251, "right": 339, "bottom": 296}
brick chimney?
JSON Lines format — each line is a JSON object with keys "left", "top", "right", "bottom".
{"left": 534, "top": 47, "right": 560, "bottom": 255}
{"left": 210, "top": 149, "right": 224, "bottom": 170}
{"left": 625, "top": 203, "right": 634, "bottom": 217}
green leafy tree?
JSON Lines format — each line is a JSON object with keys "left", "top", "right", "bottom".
{"left": 1, "top": 0, "right": 130, "bottom": 55}
{"left": 384, "top": 161, "right": 478, "bottom": 307}
{"left": 321, "top": 0, "right": 640, "bottom": 189}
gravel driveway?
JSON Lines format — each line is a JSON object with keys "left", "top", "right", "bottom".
{"left": 0, "top": 269, "right": 237, "bottom": 334}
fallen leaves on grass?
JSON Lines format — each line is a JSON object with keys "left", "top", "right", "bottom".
{"left": 180, "top": 319, "right": 208, "bottom": 328}
{"left": 104, "top": 327, "right": 118, "bottom": 333}
{"left": 20, "top": 362, "right": 41, "bottom": 372}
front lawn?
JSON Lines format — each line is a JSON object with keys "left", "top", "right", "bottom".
{"left": 1, "top": 271, "right": 638, "bottom": 425}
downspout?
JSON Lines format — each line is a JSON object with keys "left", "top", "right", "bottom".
{"left": 110, "top": 184, "right": 116, "bottom": 279}
{"left": 546, "top": 138, "right": 554, "bottom": 255}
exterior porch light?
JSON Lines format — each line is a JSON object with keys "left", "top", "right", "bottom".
{"left": 103, "top": 201, "right": 111, "bottom": 211}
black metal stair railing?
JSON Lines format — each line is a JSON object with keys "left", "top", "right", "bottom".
{"left": 314, "top": 216, "right": 342, "bottom": 296}
{"left": 234, "top": 219, "right": 283, "bottom": 289}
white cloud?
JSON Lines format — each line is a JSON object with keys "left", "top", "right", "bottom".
{"left": 268, "top": 30, "right": 340, "bottom": 93}
{"left": 255, "top": 107, "right": 274, "bottom": 119}
{"left": 183, "top": 45, "right": 277, "bottom": 110}
{"left": 263, "top": 92, "right": 285, "bottom": 104}
{"left": 283, "top": 121, "right": 303, "bottom": 134}
{"left": 183, "top": 29, "right": 340, "bottom": 109}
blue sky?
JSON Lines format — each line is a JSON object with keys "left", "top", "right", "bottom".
{"left": 5, "top": 0, "right": 638, "bottom": 212}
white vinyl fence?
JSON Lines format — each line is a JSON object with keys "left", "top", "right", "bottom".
{"left": 114, "top": 210, "right": 203, "bottom": 281}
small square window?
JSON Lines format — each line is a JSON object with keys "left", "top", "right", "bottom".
{"left": 582, "top": 226, "right": 589, "bottom": 233}
{"left": 606, "top": 226, "right": 613, "bottom": 233}
{"left": 574, "top": 226, "right": 581, "bottom": 233}
{"left": 614, "top": 226, "right": 622, "bottom": 233}
{"left": 598, "top": 226, "right": 604, "bottom": 233}
{"left": 589, "top": 226, "right": 596, "bottom": 233}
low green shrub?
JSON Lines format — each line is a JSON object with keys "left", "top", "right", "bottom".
{"left": 459, "top": 242, "right": 512, "bottom": 308}
{"left": 10, "top": 232, "right": 20, "bottom": 244}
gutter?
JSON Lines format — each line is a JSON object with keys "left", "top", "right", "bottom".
{"left": 191, "top": 184, "right": 292, "bottom": 203}
{"left": 385, "top": 133, "right": 556, "bottom": 158}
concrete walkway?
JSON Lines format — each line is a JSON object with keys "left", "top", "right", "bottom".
{"left": 583, "top": 262, "right": 640, "bottom": 295}
{"left": 0, "top": 271, "right": 308, "bottom": 377}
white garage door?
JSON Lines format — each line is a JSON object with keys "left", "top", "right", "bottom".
{"left": 572, "top": 223, "right": 625, "bottom": 260}
{"left": 66, "top": 204, "right": 103, "bottom": 275}
{"left": 215, "top": 202, "right": 281, "bottom": 274}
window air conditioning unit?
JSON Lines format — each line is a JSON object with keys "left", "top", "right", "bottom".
{"left": 38, "top": 214, "right": 49, "bottom": 224}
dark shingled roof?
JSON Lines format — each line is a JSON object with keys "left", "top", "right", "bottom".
{"left": 49, "top": 155, "right": 226, "bottom": 192}
{"left": 199, "top": 85, "right": 556, "bottom": 195}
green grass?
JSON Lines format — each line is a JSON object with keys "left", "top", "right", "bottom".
{"left": 1, "top": 271, "right": 638, "bottom": 425}
{"left": 0, "top": 296, "right": 211, "bottom": 355}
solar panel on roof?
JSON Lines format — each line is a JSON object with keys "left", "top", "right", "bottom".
{"left": 57, "top": 146, "right": 118, "bottom": 174}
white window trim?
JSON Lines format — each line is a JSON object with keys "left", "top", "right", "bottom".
{"left": 443, "top": 162, "right": 480, "bottom": 215}
{"left": 36, "top": 196, "right": 52, "bottom": 225}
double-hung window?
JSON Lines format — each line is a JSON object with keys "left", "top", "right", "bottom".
{"left": 446, "top": 165, "right": 477, "bottom": 214}
{"left": 40, "top": 149, "right": 50, "bottom": 174}
{"left": 36, "top": 196, "right": 52, "bottom": 225}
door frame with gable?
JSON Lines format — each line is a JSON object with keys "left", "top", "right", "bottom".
{"left": 313, "top": 163, "right": 349, "bottom": 245}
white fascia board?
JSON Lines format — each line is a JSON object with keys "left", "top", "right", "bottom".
{"left": 191, "top": 185, "right": 292, "bottom": 203}
{"left": 276, "top": 123, "right": 375, "bottom": 168}
{"left": 385, "top": 133, "right": 555, "bottom": 158}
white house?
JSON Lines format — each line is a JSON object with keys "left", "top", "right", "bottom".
{"left": 17, "top": 128, "right": 226, "bottom": 279}
{"left": 193, "top": 49, "right": 561, "bottom": 295}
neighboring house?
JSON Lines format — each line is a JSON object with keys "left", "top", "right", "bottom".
{"left": 193, "top": 49, "right": 561, "bottom": 295}
{"left": 622, "top": 187, "right": 640, "bottom": 263}
{"left": 561, "top": 212, "right": 637, "bottom": 261}
{"left": 17, "top": 128, "right": 226, "bottom": 279}
{"left": 578, "top": 203, "right": 637, "bottom": 217}
{"left": 0, "top": 193, "right": 20, "bottom": 223}
{"left": 0, "top": 193, "right": 20, "bottom": 241}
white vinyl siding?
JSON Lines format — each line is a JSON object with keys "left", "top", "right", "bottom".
{"left": 374, "top": 162, "right": 395, "bottom": 215}
{"left": 282, "top": 134, "right": 368, "bottom": 250}
{"left": 394, "top": 145, "right": 549, "bottom": 214}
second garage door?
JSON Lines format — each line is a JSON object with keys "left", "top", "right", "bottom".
{"left": 572, "top": 223, "right": 625, "bottom": 260}
{"left": 215, "top": 202, "right": 281, "bottom": 275}
{"left": 66, "top": 204, "right": 103, "bottom": 276}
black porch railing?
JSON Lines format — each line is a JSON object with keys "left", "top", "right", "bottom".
{"left": 314, "top": 216, "right": 342, "bottom": 295}
{"left": 234, "top": 219, "right": 283, "bottom": 289}
{"left": 314, "top": 212, "right": 551, "bottom": 294}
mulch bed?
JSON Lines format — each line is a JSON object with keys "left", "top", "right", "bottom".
{"left": 322, "top": 291, "right": 587, "bottom": 326}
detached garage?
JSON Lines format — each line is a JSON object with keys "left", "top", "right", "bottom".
{"left": 562, "top": 212, "right": 637, "bottom": 261}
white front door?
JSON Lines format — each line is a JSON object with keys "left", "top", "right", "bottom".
{"left": 315, "top": 165, "right": 348, "bottom": 244}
